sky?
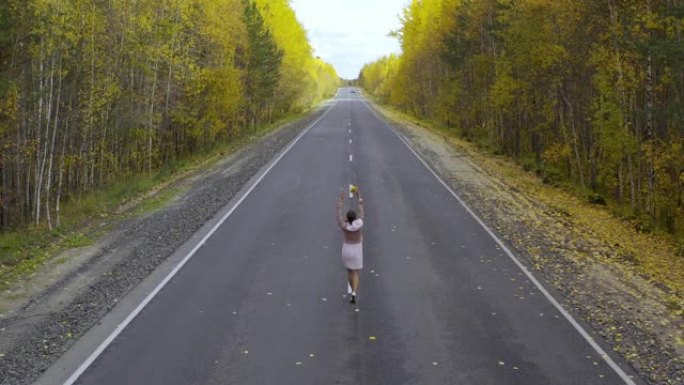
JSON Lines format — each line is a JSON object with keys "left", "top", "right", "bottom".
{"left": 289, "top": 0, "right": 407, "bottom": 79}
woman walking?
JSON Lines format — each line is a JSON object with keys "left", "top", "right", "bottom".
{"left": 336, "top": 186, "right": 365, "bottom": 304}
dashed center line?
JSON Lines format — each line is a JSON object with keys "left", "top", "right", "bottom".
{"left": 349, "top": 154, "right": 353, "bottom": 162}
{"left": 349, "top": 139, "right": 352, "bottom": 144}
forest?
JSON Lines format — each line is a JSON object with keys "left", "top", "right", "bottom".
{"left": 360, "top": 0, "right": 684, "bottom": 238}
{"left": 0, "top": 0, "right": 339, "bottom": 232}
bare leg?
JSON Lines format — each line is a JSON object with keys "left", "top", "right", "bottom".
{"left": 347, "top": 269, "right": 360, "bottom": 303}
{"left": 351, "top": 270, "right": 360, "bottom": 293}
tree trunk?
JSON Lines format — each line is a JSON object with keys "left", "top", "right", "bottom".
{"left": 55, "top": 113, "right": 69, "bottom": 229}
{"left": 33, "top": 43, "right": 45, "bottom": 225}
{"left": 628, "top": 154, "right": 636, "bottom": 211}
{"left": 617, "top": 158, "right": 624, "bottom": 204}
{"left": 1, "top": 157, "right": 7, "bottom": 230}
{"left": 45, "top": 55, "right": 62, "bottom": 230}
{"left": 645, "top": 55, "right": 657, "bottom": 222}
{"left": 148, "top": 59, "right": 159, "bottom": 173}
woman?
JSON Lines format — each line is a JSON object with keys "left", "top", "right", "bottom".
{"left": 336, "top": 187, "right": 365, "bottom": 304}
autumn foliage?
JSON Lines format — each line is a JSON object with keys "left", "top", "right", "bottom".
{"left": 360, "top": 0, "right": 684, "bottom": 237}
{"left": 0, "top": 0, "right": 339, "bottom": 231}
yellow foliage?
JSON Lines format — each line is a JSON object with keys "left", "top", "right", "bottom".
{"left": 361, "top": 0, "right": 684, "bottom": 238}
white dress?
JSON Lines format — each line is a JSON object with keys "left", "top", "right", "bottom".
{"left": 340, "top": 219, "right": 364, "bottom": 270}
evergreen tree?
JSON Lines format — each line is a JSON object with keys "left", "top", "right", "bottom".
{"left": 242, "top": 0, "right": 283, "bottom": 125}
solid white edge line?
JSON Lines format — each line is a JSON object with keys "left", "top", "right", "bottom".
{"left": 361, "top": 100, "right": 637, "bottom": 385}
{"left": 62, "top": 99, "right": 339, "bottom": 385}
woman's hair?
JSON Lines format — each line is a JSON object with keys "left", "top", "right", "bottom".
{"left": 346, "top": 210, "right": 357, "bottom": 224}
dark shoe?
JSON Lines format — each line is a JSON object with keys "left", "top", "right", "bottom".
{"left": 350, "top": 294, "right": 357, "bottom": 304}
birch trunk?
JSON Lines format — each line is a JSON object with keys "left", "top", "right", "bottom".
{"left": 36, "top": 54, "right": 55, "bottom": 226}
{"left": 147, "top": 57, "right": 160, "bottom": 173}
{"left": 55, "top": 114, "right": 69, "bottom": 229}
{"left": 560, "top": 88, "right": 585, "bottom": 188}
{"left": 45, "top": 56, "right": 62, "bottom": 230}
{"left": 33, "top": 43, "right": 44, "bottom": 225}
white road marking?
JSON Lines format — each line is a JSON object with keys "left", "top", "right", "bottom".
{"left": 361, "top": 100, "right": 638, "bottom": 385}
{"left": 61, "top": 97, "right": 340, "bottom": 385}
{"left": 349, "top": 139, "right": 352, "bottom": 144}
{"left": 349, "top": 154, "right": 353, "bottom": 162}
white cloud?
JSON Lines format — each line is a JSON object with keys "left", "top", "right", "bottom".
{"left": 290, "top": 0, "right": 407, "bottom": 79}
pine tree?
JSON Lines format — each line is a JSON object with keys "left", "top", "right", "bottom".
{"left": 242, "top": 0, "right": 283, "bottom": 126}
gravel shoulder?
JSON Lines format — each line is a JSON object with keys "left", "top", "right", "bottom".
{"left": 0, "top": 103, "right": 331, "bottom": 385}
{"left": 369, "top": 101, "right": 683, "bottom": 385}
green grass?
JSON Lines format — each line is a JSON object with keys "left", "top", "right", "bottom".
{"left": 61, "top": 232, "right": 93, "bottom": 248}
{"left": 0, "top": 108, "right": 313, "bottom": 291}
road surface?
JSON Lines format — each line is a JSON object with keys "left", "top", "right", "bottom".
{"left": 63, "top": 89, "right": 638, "bottom": 385}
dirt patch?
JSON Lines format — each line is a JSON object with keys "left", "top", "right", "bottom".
{"left": 373, "top": 103, "right": 684, "bottom": 385}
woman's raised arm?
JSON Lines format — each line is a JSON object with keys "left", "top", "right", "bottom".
{"left": 336, "top": 190, "right": 346, "bottom": 228}
{"left": 357, "top": 190, "right": 364, "bottom": 220}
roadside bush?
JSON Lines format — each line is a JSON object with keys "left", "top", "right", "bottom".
{"left": 541, "top": 167, "right": 563, "bottom": 186}
{"left": 588, "top": 194, "right": 607, "bottom": 206}
{"left": 675, "top": 241, "right": 684, "bottom": 258}
{"left": 635, "top": 216, "right": 655, "bottom": 234}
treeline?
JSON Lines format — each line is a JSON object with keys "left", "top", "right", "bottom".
{"left": 360, "top": 0, "right": 684, "bottom": 235}
{"left": 0, "top": 0, "right": 339, "bottom": 231}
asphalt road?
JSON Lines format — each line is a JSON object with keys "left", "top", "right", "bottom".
{"left": 71, "top": 89, "right": 639, "bottom": 385}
